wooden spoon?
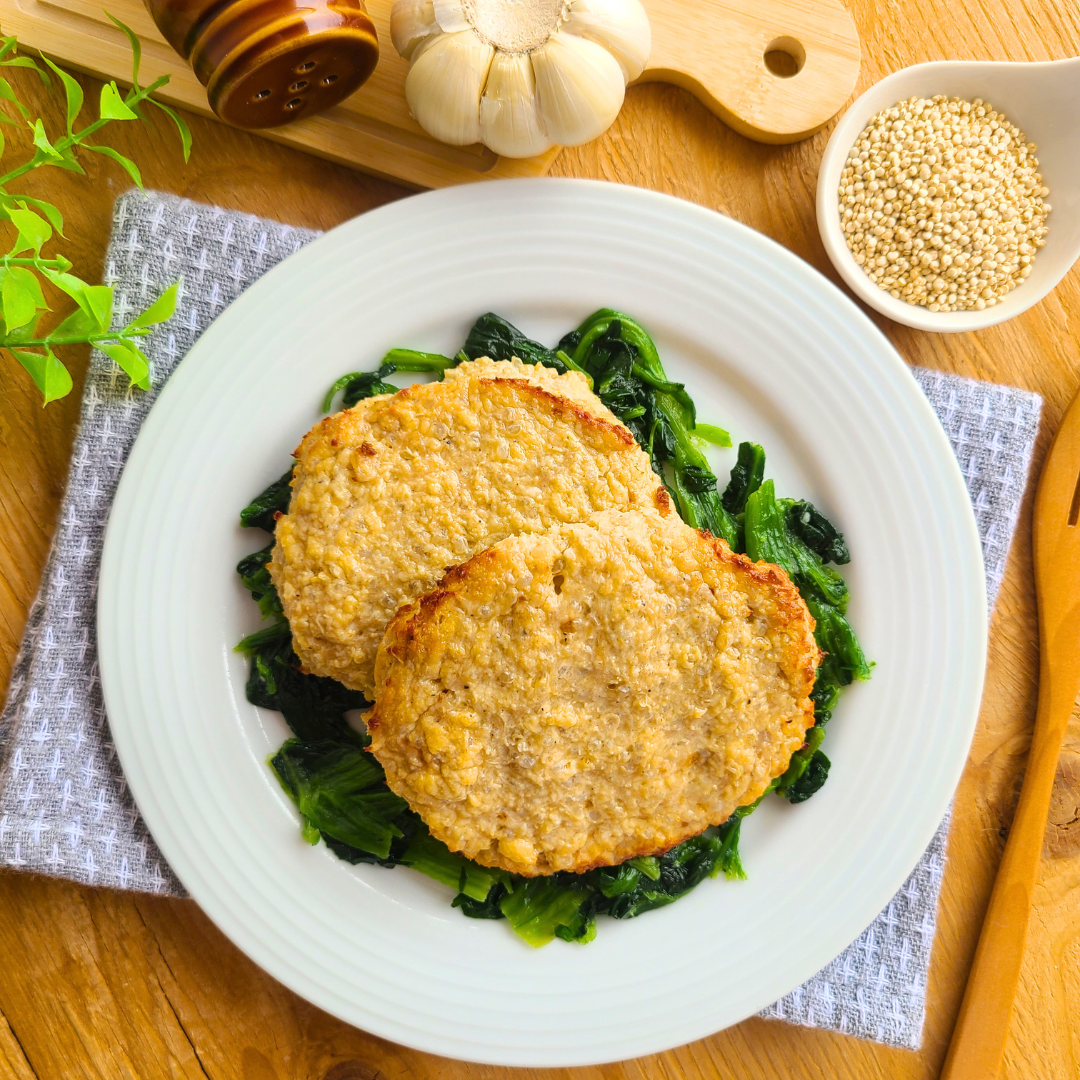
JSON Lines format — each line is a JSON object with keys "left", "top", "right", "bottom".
{"left": 940, "top": 384, "right": 1080, "bottom": 1080}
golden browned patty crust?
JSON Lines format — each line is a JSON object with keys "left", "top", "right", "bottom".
{"left": 366, "top": 509, "right": 821, "bottom": 877}
{"left": 269, "top": 358, "right": 669, "bottom": 696}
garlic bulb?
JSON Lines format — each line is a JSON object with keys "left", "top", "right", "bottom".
{"left": 406, "top": 31, "right": 494, "bottom": 146}
{"left": 480, "top": 52, "right": 549, "bottom": 158}
{"left": 391, "top": 0, "right": 651, "bottom": 157}
{"left": 391, "top": 0, "right": 438, "bottom": 59}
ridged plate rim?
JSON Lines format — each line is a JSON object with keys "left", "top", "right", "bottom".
{"left": 98, "top": 178, "right": 986, "bottom": 1066}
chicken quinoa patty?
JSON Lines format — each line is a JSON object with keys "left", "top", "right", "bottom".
{"left": 367, "top": 509, "right": 821, "bottom": 876}
{"left": 270, "top": 358, "right": 669, "bottom": 696}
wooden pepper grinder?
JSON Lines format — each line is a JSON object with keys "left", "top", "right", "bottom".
{"left": 145, "top": 0, "right": 379, "bottom": 128}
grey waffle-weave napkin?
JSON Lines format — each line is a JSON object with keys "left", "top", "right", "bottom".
{"left": 0, "top": 190, "right": 1041, "bottom": 1050}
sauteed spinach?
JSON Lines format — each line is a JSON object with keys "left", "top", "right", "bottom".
{"left": 237, "top": 310, "right": 870, "bottom": 946}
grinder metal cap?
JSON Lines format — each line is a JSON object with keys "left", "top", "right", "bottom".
{"left": 145, "top": 0, "right": 379, "bottom": 129}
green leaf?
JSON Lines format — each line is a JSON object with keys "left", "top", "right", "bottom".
{"left": 775, "top": 724, "right": 827, "bottom": 800}
{"left": 8, "top": 266, "right": 46, "bottom": 308}
{"left": 2, "top": 312, "right": 41, "bottom": 344}
{"left": 101, "top": 339, "right": 150, "bottom": 389}
{"left": 380, "top": 348, "right": 455, "bottom": 372}
{"left": 40, "top": 55, "right": 83, "bottom": 132}
{"left": 239, "top": 470, "right": 293, "bottom": 531}
{"left": 39, "top": 268, "right": 89, "bottom": 306}
{"left": 269, "top": 740, "right": 407, "bottom": 860}
{"left": 691, "top": 423, "right": 732, "bottom": 448}
{"left": 26, "top": 142, "right": 83, "bottom": 174}
{"left": 7, "top": 205, "right": 52, "bottom": 253}
{"left": 10, "top": 347, "right": 72, "bottom": 403}
{"left": 80, "top": 284, "right": 112, "bottom": 330}
{"left": 0, "top": 76, "right": 28, "bottom": 119}
{"left": 499, "top": 879, "right": 591, "bottom": 948}
{"left": 39, "top": 269, "right": 112, "bottom": 329}
{"left": 85, "top": 144, "right": 142, "bottom": 188}
{"left": 0, "top": 37, "right": 18, "bottom": 62}
{"left": 399, "top": 831, "right": 495, "bottom": 903}
{"left": 99, "top": 82, "right": 137, "bottom": 120}
{"left": 15, "top": 195, "right": 63, "bottom": 234}
{"left": 626, "top": 855, "right": 661, "bottom": 880}
{"left": 45, "top": 305, "right": 96, "bottom": 341}
{"left": 0, "top": 56, "right": 50, "bottom": 88}
{"left": 127, "top": 282, "right": 178, "bottom": 330}
{"left": 28, "top": 118, "right": 62, "bottom": 159}
{"left": 106, "top": 14, "right": 142, "bottom": 90}
{"left": 148, "top": 98, "right": 191, "bottom": 162}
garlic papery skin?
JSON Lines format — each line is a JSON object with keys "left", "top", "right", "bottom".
{"left": 391, "top": 0, "right": 440, "bottom": 60}
{"left": 561, "top": 0, "right": 650, "bottom": 81}
{"left": 480, "top": 52, "right": 553, "bottom": 158}
{"left": 531, "top": 31, "right": 624, "bottom": 146}
{"left": 432, "top": 0, "right": 472, "bottom": 34}
{"left": 406, "top": 30, "right": 495, "bottom": 146}
{"left": 392, "top": 0, "right": 648, "bottom": 157}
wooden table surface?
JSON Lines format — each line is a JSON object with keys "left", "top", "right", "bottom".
{"left": 2, "top": 0, "right": 1080, "bottom": 1077}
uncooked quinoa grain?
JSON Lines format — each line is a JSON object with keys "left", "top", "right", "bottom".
{"left": 839, "top": 95, "right": 1050, "bottom": 312}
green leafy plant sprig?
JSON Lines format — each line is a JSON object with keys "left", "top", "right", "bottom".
{"left": 0, "top": 18, "right": 191, "bottom": 404}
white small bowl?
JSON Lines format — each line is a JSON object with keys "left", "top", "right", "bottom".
{"left": 817, "top": 57, "right": 1080, "bottom": 332}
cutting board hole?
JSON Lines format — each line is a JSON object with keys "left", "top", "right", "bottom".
{"left": 1068, "top": 467, "right": 1080, "bottom": 526}
{"left": 764, "top": 37, "right": 805, "bottom": 79}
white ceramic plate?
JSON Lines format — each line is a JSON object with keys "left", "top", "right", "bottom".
{"left": 98, "top": 179, "right": 986, "bottom": 1067}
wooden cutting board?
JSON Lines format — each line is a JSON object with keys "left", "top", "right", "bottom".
{"left": 0, "top": 0, "right": 860, "bottom": 188}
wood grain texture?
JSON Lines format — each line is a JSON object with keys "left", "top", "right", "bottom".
{"left": 0, "top": 0, "right": 1079, "bottom": 1077}
{"left": 638, "top": 0, "right": 861, "bottom": 142}
{"left": 0, "top": 0, "right": 860, "bottom": 190}
{"left": 941, "top": 386, "right": 1080, "bottom": 1080}
{"left": 0, "top": 0, "right": 561, "bottom": 189}
{"left": 0, "top": 1013, "right": 35, "bottom": 1080}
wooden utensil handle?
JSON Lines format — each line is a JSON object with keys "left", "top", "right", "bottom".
{"left": 941, "top": 386, "right": 1080, "bottom": 1080}
{"left": 638, "top": 0, "right": 861, "bottom": 143}
{"left": 939, "top": 662, "right": 1078, "bottom": 1080}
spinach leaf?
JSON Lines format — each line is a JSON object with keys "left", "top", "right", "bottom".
{"left": 262, "top": 655, "right": 369, "bottom": 745}
{"left": 270, "top": 739, "right": 408, "bottom": 859}
{"left": 568, "top": 310, "right": 740, "bottom": 549}
{"left": 235, "top": 544, "right": 367, "bottom": 744}
{"left": 238, "top": 308, "right": 872, "bottom": 943}
{"left": 240, "top": 470, "right": 293, "bottom": 532}
{"left": 461, "top": 312, "right": 565, "bottom": 369}
{"left": 601, "top": 834, "right": 723, "bottom": 918}
{"left": 452, "top": 885, "right": 508, "bottom": 919}
{"left": 744, "top": 480, "right": 849, "bottom": 610}
{"left": 400, "top": 830, "right": 497, "bottom": 903}
{"left": 499, "top": 878, "right": 594, "bottom": 947}
{"left": 740, "top": 472, "right": 870, "bottom": 803}
{"left": 788, "top": 500, "right": 851, "bottom": 565}
{"left": 382, "top": 349, "right": 457, "bottom": 372}
{"left": 775, "top": 724, "right": 826, "bottom": 801}
{"left": 806, "top": 595, "right": 873, "bottom": 687}
{"left": 321, "top": 811, "right": 422, "bottom": 868}
{"left": 722, "top": 441, "right": 766, "bottom": 514}
{"left": 784, "top": 750, "right": 831, "bottom": 804}
{"left": 324, "top": 361, "right": 401, "bottom": 412}
{"left": 236, "top": 544, "right": 283, "bottom": 621}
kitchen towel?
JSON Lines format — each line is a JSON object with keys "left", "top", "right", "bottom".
{"left": 0, "top": 189, "right": 1042, "bottom": 1050}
